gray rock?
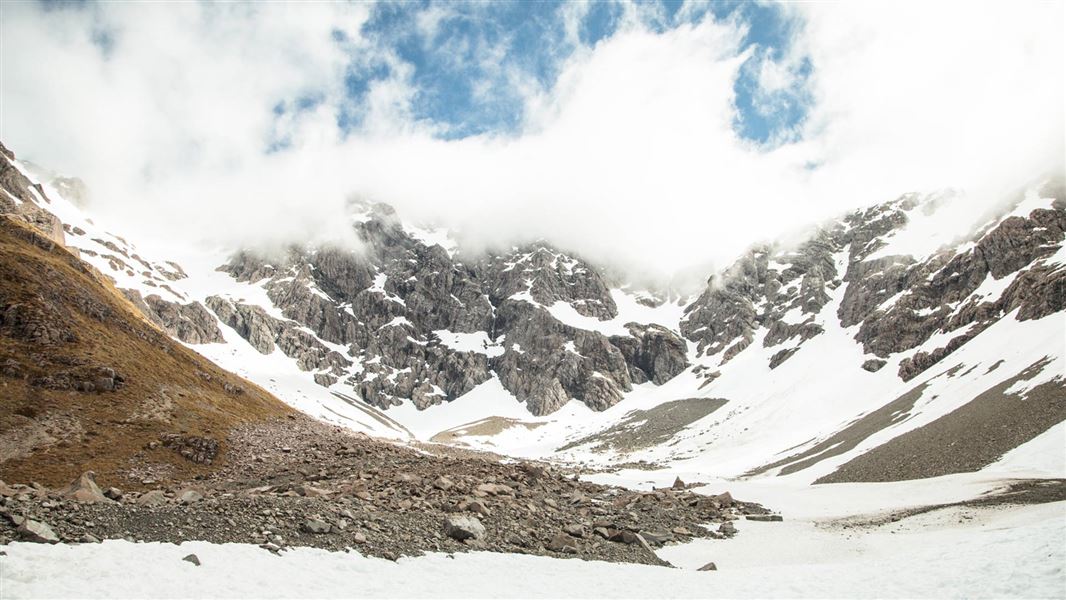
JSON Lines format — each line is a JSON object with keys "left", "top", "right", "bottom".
{"left": 457, "top": 498, "right": 489, "bottom": 515}
{"left": 698, "top": 561, "right": 718, "bottom": 571}
{"left": 861, "top": 359, "right": 887, "bottom": 372}
{"left": 16, "top": 519, "right": 59, "bottom": 543}
{"left": 136, "top": 490, "right": 167, "bottom": 507}
{"left": 182, "top": 553, "right": 201, "bottom": 566}
{"left": 443, "top": 515, "right": 485, "bottom": 541}
{"left": 718, "top": 521, "right": 737, "bottom": 537}
{"left": 302, "top": 519, "right": 331, "bottom": 534}
{"left": 123, "top": 290, "right": 224, "bottom": 345}
{"left": 562, "top": 524, "right": 585, "bottom": 538}
{"left": 177, "top": 489, "right": 204, "bottom": 505}
{"left": 745, "top": 514, "right": 783, "bottom": 522}
{"left": 61, "top": 471, "right": 107, "bottom": 504}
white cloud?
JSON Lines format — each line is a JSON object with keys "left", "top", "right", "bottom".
{"left": 1, "top": 1, "right": 1062, "bottom": 291}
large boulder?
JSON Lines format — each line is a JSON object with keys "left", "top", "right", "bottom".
{"left": 61, "top": 471, "right": 107, "bottom": 504}
{"left": 17, "top": 519, "right": 59, "bottom": 543}
{"left": 443, "top": 515, "right": 485, "bottom": 541}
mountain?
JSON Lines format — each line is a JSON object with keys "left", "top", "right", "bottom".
{"left": 2, "top": 138, "right": 1063, "bottom": 490}
{"left": 0, "top": 143, "right": 294, "bottom": 488}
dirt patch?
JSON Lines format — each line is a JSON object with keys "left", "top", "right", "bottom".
{"left": 559, "top": 398, "right": 728, "bottom": 453}
{"left": 746, "top": 379, "right": 933, "bottom": 478}
{"left": 431, "top": 417, "right": 548, "bottom": 445}
{"left": 830, "top": 479, "right": 1066, "bottom": 529}
{"left": 331, "top": 392, "right": 413, "bottom": 438}
{"left": 816, "top": 358, "right": 1065, "bottom": 483}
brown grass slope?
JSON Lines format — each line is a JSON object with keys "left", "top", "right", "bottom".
{"left": 0, "top": 216, "right": 292, "bottom": 488}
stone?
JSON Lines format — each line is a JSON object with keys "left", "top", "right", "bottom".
{"left": 432, "top": 476, "right": 455, "bottom": 491}
{"left": 562, "top": 523, "right": 585, "bottom": 538}
{"left": 607, "top": 529, "right": 641, "bottom": 544}
{"left": 672, "top": 477, "right": 686, "bottom": 490}
{"left": 136, "top": 490, "right": 167, "bottom": 507}
{"left": 159, "top": 434, "right": 220, "bottom": 465}
{"left": 103, "top": 487, "right": 123, "bottom": 501}
{"left": 457, "top": 498, "right": 489, "bottom": 515}
{"left": 177, "top": 489, "right": 204, "bottom": 504}
{"left": 861, "top": 358, "right": 887, "bottom": 372}
{"left": 698, "top": 562, "right": 718, "bottom": 571}
{"left": 302, "top": 519, "right": 331, "bottom": 534}
{"left": 295, "top": 485, "right": 330, "bottom": 498}
{"left": 16, "top": 519, "right": 59, "bottom": 543}
{"left": 545, "top": 532, "right": 579, "bottom": 554}
{"left": 182, "top": 554, "right": 201, "bottom": 566}
{"left": 80, "top": 533, "right": 101, "bottom": 544}
{"left": 443, "top": 515, "right": 485, "bottom": 541}
{"left": 718, "top": 521, "right": 737, "bottom": 536}
{"left": 476, "top": 483, "right": 512, "bottom": 496}
{"left": 633, "top": 533, "right": 656, "bottom": 554}
{"left": 640, "top": 531, "right": 674, "bottom": 545}
{"left": 746, "top": 514, "right": 784, "bottom": 522}
{"left": 61, "top": 471, "right": 107, "bottom": 504}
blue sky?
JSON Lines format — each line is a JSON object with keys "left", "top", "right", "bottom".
{"left": 329, "top": 0, "right": 811, "bottom": 144}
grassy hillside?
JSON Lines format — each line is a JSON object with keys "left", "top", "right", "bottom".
{"left": 0, "top": 216, "right": 293, "bottom": 488}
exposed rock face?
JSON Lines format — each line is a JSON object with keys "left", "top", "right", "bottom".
{"left": 682, "top": 186, "right": 1066, "bottom": 384}
{"left": 609, "top": 324, "right": 689, "bottom": 385}
{"left": 0, "top": 143, "right": 66, "bottom": 248}
{"left": 210, "top": 204, "right": 686, "bottom": 415}
{"left": 123, "top": 290, "right": 224, "bottom": 344}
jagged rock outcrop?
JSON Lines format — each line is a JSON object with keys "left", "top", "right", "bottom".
{"left": 123, "top": 290, "right": 224, "bottom": 344}
{"left": 486, "top": 243, "right": 618, "bottom": 319}
{"left": 609, "top": 324, "right": 689, "bottom": 385}
{"left": 490, "top": 300, "right": 632, "bottom": 415}
{"left": 212, "top": 203, "right": 676, "bottom": 415}
{"left": 682, "top": 184, "right": 1066, "bottom": 384}
{"left": 205, "top": 295, "right": 351, "bottom": 380}
{"left": 0, "top": 143, "right": 66, "bottom": 248}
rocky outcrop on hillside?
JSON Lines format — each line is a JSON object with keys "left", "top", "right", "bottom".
{"left": 609, "top": 324, "right": 689, "bottom": 385}
{"left": 210, "top": 203, "right": 687, "bottom": 415}
{"left": 682, "top": 184, "right": 1066, "bottom": 383}
{"left": 0, "top": 143, "right": 66, "bottom": 248}
{"left": 123, "top": 290, "right": 224, "bottom": 344}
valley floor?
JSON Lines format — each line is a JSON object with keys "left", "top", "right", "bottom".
{"left": 3, "top": 484, "right": 1063, "bottom": 599}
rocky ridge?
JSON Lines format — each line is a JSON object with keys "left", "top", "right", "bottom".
{"left": 213, "top": 203, "right": 690, "bottom": 416}
{"left": 681, "top": 183, "right": 1066, "bottom": 383}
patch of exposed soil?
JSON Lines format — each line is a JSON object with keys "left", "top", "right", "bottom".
{"left": 559, "top": 398, "right": 728, "bottom": 453}
{"left": 828, "top": 479, "right": 1066, "bottom": 530}
{"left": 817, "top": 359, "right": 1065, "bottom": 483}
{"left": 431, "top": 417, "right": 547, "bottom": 445}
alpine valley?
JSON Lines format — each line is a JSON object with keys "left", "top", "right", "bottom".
{"left": 1, "top": 138, "right": 1064, "bottom": 598}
